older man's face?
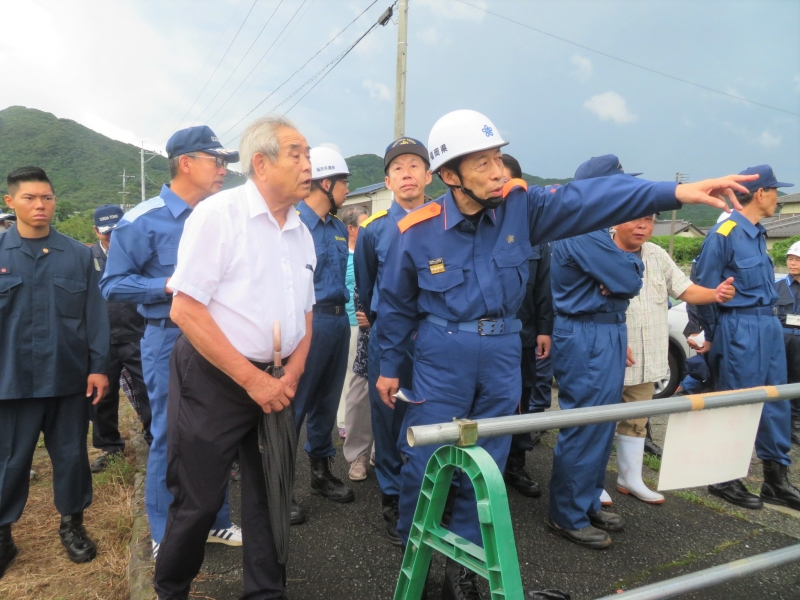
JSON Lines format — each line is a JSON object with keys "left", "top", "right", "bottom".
{"left": 267, "top": 127, "right": 312, "bottom": 202}
{"left": 615, "top": 215, "right": 655, "bottom": 251}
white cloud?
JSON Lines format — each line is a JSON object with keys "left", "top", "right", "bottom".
{"left": 583, "top": 91, "right": 638, "bottom": 124}
{"left": 362, "top": 79, "right": 392, "bottom": 102}
{"left": 419, "top": 27, "right": 438, "bottom": 44}
{"left": 758, "top": 130, "right": 781, "bottom": 148}
{"left": 416, "top": 0, "right": 486, "bottom": 21}
{"left": 570, "top": 54, "right": 592, "bottom": 82}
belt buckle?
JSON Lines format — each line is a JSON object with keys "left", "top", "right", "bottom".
{"left": 477, "top": 319, "right": 502, "bottom": 335}
{"left": 334, "top": 306, "right": 341, "bottom": 315}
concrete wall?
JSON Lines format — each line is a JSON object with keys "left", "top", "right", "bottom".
{"left": 344, "top": 188, "right": 394, "bottom": 216}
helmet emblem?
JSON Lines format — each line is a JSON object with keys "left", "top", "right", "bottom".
{"left": 481, "top": 125, "right": 494, "bottom": 137}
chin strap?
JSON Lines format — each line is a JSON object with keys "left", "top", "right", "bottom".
{"left": 441, "top": 165, "right": 505, "bottom": 210}
{"left": 323, "top": 180, "right": 338, "bottom": 216}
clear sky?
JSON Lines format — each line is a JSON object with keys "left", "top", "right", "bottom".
{"left": 1, "top": 0, "right": 798, "bottom": 184}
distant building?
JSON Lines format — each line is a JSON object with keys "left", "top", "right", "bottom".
{"left": 652, "top": 219, "right": 706, "bottom": 238}
{"left": 764, "top": 214, "right": 800, "bottom": 249}
{"left": 343, "top": 182, "right": 391, "bottom": 216}
{"left": 778, "top": 192, "right": 800, "bottom": 215}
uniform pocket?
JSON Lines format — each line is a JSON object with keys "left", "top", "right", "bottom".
{"left": 493, "top": 244, "right": 531, "bottom": 308}
{"left": 417, "top": 267, "right": 464, "bottom": 293}
{"left": 157, "top": 246, "right": 178, "bottom": 267}
{"left": 0, "top": 274, "right": 23, "bottom": 319}
{"left": 734, "top": 255, "right": 761, "bottom": 290}
{"left": 54, "top": 275, "right": 87, "bottom": 319}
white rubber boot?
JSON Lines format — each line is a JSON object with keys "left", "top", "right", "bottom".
{"left": 600, "top": 489, "right": 613, "bottom": 506}
{"left": 616, "top": 434, "right": 665, "bottom": 504}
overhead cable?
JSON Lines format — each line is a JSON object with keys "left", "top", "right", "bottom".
{"left": 455, "top": 0, "right": 800, "bottom": 118}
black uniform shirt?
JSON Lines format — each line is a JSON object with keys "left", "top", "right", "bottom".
{"left": 0, "top": 225, "right": 110, "bottom": 400}
{"left": 91, "top": 242, "right": 145, "bottom": 344}
{"left": 516, "top": 243, "right": 554, "bottom": 348}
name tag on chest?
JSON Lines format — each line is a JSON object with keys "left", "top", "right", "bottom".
{"left": 429, "top": 258, "right": 445, "bottom": 274}
{"left": 786, "top": 314, "right": 800, "bottom": 327}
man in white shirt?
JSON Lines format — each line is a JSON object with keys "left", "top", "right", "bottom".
{"left": 153, "top": 115, "right": 315, "bottom": 600}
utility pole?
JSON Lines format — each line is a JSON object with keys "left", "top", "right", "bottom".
{"left": 669, "top": 172, "right": 690, "bottom": 258}
{"left": 140, "top": 142, "right": 161, "bottom": 203}
{"left": 118, "top": 169, "right": 136, "bottom": 207}
{"left": 393, "top": 0, "right": 408, "bottom": 139}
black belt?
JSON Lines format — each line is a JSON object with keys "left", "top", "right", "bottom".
{"left": 313, "top": 304, "right": 346, "bottom": 315}
{"left": 559, "top": 312, "right": 626, "bottom": 324}
{"left": 720, "top": 306, "right": 775, "bottom": 317}
{"left": 146, "top": 317, "right": 180, "bottom": 328}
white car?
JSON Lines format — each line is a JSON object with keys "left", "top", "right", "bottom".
{"left": 653, "top": 301, "right": 696, "bottom": 398}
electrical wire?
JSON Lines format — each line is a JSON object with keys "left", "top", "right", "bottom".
{"left": 208, "top": 0, "right": 311, "bottom": 125}
{"left": 220, "top": 0, "right": 382, "bottom": 140}
{"left": 173, "top": 0, "right": 261, "bottom": 132}
{"left": 164, "top": 0, "right": 244, "bottom": 136}
{"left": 194, "top": 0, "right": 287, "bottom": 123}
{"left": 455, "top": 0, "right": 800, "bottom": 118}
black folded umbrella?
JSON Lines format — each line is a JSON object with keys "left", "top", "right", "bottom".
{"left": 257, "top": 322, "right": 296, "bottom": 565}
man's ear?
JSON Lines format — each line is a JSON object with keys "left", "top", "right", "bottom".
{"left": 440, "top": 167, "right": 460, "bottom": 187}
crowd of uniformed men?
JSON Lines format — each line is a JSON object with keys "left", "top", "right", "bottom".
{"left": 1, "top": 108, "right": 799, "bottom": 600}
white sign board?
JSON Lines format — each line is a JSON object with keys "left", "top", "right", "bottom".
{"left": 657, "top": 402, "right": 763, "bottom": 491}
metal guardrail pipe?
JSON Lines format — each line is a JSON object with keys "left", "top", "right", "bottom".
{"left": 407, "top": 384, "right": 800, "bottom": 448}
{"left": 594, "top": 543, "right": 800, "bottom": 600}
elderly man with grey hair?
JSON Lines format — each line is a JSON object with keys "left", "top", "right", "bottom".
{"left": 153, "top": 115, "right": 316, "bottom": 600}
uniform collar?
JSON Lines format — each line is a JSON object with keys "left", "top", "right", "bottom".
{"left": 296, "top": 200, "right": 332, "bottom": 230}
{"left": 160, "top": 184, "right": 192, "bottom": 219}
{"left": 442, "top": 190, "right": 496, "bottom": 230}
{"left": 730, "top": 209, "right": 764, "bottom": 238}
{"left": 389, "top": 200, "right": 411, "bottom": 220}
{"left": 245, "top": 179, "right": 301, "bottom": 231}
{"left": 2, "top": 224, "right": 66, "bottom": 251}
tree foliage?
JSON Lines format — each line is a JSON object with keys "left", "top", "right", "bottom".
{"left": 54, "top": 210, "right": 96, "bottom": 244}
{"left": 650, "top": 235, "right": 704, "bottom": 264}
{"left": 770, "top": 235, "right": 800, "bottom": 266}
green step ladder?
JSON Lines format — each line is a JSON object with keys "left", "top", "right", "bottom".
{"left": 393, "top": 421, "right": 523, "bottom": 600}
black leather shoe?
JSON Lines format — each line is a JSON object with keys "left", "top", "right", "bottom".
{"left": 587, "top": 510, "right": 624, "bottom": 532}
{"left": 0, "top": 525, "right": 18, "bottom": 579}
{"left": 290, "top": 498, "right": 306, "bottom": 525}
{"left": 526, "top": 590, "right": 571, "bottom": 599}
{"left": 59, "top": 513, "right": 97, "bottom": 564}
{"left": 761, "top": 461, "right": 800, "bottom": 511}
{"left": 708, "top": 480, "right": 763, "bottom": 510}
{"left": 90, "top": 450, "right": 122, "bottom": 474}
{"left": 443, "top": 556, "right": 482, "bottom": 600}
{"left": 644, "top": 422, "right": 663, "bottom": 458}
{"left": 546, "top": 518, "right": 611, "bottom": 549}
{"left": 309, "top": 457, "right": 355, "bottom": 503}
{"left": 530, "top": 430, "right": 544, "bottom": 446}
{"left": 381, "top": 493, "right": 402, "bottom": 547}
{"left": 503, "top": 451, "right": 542, "bottom": 498}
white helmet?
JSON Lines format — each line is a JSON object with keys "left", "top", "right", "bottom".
{"left": 310, "top": 146, "right": 350, "bottom": 181}
{"left": 787, "top": 241, "right": 800, "bottom": 258}
{"left": 427, "top": 109, "right": 508, "bottom": 173}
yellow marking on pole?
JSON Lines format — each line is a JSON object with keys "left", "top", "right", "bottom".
{"left": 687, "top": 394, "right": 705, "bottom": 411}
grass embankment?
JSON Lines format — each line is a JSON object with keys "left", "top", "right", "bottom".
{"left": 0, "top": 399, "right": 140, "bottom": 600}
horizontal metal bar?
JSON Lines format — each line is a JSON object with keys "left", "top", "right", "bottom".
{"left": 407, "top": 384, "right": 800, "bottom": 448}
{"left": 594, "top": 543, "right": 800, "bottom": 600}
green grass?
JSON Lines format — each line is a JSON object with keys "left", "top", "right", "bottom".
{"left": 643, "top": 454, "right": 662, "bottom": 471}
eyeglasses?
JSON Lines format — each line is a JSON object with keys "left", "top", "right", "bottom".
{"left": 186, "top": 154, "right": 229, "bottom": 169}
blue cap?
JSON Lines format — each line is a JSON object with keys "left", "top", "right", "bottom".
{"left": 573, "top": 154, "right": 642, "bottom": 181}
{"left": 93, "top": 204, "right": 124, "bottom": 233}
{"left": 384, "top": 136, "right": 430, "bottom": 172}
{"left": 165, "top": 125, "right": 239, "bottom": 162}
{"left": 736, "top": 164, "right": 794, "bottom": 195}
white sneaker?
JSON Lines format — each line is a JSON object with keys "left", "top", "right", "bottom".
{"left": 616, "top": 435, "right": 665, "bottom": 504}
{"left": 152, "top": 540, "right": 160, "bottom": 559}
{"left": 600, "top": 489, "right": 613, "bottom": 506}
{"left": 207, "top": 523, "right": 243, "bottom": 546}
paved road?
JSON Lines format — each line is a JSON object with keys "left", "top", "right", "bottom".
{"left": 191, "top": 417, "right": 800, "bottom": 600}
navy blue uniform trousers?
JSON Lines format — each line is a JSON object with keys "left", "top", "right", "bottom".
{"left": 0, "top": 393, "right": 92, "bottom": 526}
{"left": 549, "top": 316, "right": 626, "bottom": 530}
{"left": 293, "top": 312, "right": 350, "bottom": 458}
{"left": 367, "top": 323, "right": 411, "bottom": 496}
{"left": 710, "top": 312, "right": 791, "bottom": 465}
{"left": 397, "top": 320, "right": 521, "bottom": 547}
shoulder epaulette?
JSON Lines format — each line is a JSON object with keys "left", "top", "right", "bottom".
{"left": 360, "top": 210, "right": 387, "bottom": 228}
{"left": 502, "top": 178, "right": 528, "bottom": 198}
{"left": 398, "top": 203, "right": 441, "bottom": 233}
{"left": 716, "top": 219, "right": 737, "bottom": 237}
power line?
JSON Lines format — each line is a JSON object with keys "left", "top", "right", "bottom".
{"left": 173, "top": 0, "right": 261, "bottom": 133}
{"left": 164, "top": 0, "right": 245, "bottom": 136}
{"left": 220, "top": 0, "right": 382, "bottom": 140}
{"left": 194, "top": 0, "right": 287, "bottom": 123}
{"left": 208, "top": 0, "right": 311, "bottom": 125}
{"left": 455, "top": 0, "right": 800, "bottom": 118}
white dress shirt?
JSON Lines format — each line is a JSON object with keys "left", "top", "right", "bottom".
{"left": 169, "top": 179, "right": 316, "bottom": 361}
